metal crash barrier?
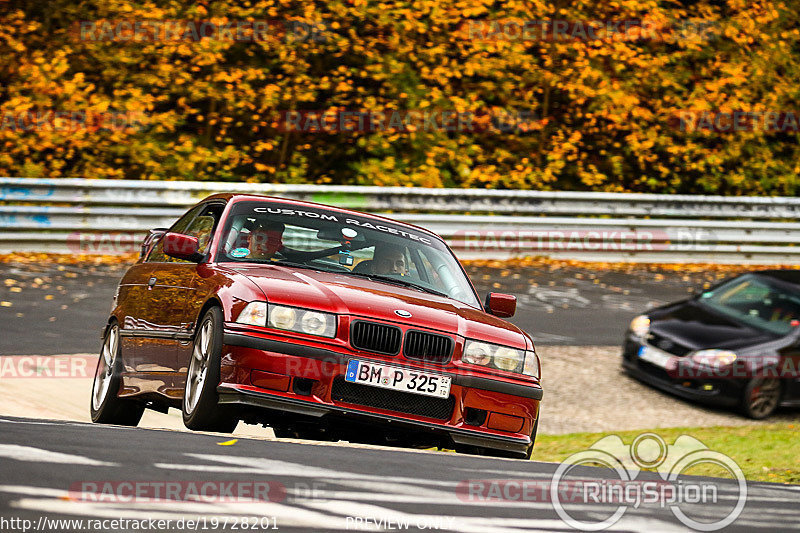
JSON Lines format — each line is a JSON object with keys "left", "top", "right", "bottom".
{"left": 1, "top": 177, "right": 799, "bottom": 263}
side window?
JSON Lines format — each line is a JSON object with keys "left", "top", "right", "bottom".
{"left": 147, "top": 203, "right": 224, "bottom": 263}
{"left": 185, "top": 203, "right": 224, "bottom": 254}
{"left": 416, "top": 248, "right": 450, "bottom": 293}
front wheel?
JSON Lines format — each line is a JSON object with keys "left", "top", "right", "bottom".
{"left": 90, "top": 322, "right": 144, "bottom": 426}
{"left": 182, "top": 306, "right": 238, "bottom": 433}
{"left": 740, "top": 377, "right": 781, "bottom": 419}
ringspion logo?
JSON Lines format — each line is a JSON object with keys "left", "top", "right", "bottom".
{"left": 550, "top": 433, "right": 746, "bottom": 531}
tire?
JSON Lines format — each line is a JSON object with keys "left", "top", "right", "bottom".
{"left": 182, "top": 306, "right": 238, "bottom": 433}
{"left": 90, "top": 322, "right": 145, "bottom": 426}
{"left": 740, "top": 377, "right": 781, "bottom": 419}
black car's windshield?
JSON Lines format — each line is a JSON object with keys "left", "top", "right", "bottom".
{"left": 216, "top": 200, "right": 480, "bottom": 308}
{"left": 697, "top": 274, "right": 800, "bottom": 335}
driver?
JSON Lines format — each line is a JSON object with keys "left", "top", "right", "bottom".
{"left": 249, "top": 220, "right": 285, "bottom": 260}
{"left": 373, "top": 245, "right": 408, "bottom": 276}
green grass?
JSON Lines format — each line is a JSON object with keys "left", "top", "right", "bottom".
{"left": 533, "top": 424, "right": 800, "bottom": 484}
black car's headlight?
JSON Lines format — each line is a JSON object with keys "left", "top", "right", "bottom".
{"left": 236, "top": 302, "right": 337, "bottom": 338}
{"left": 691, "top": 349, "right": 737, "bottom": 367}
{"left": 630, "top": 315, "right": 650, "bottom": 337}
{"left": 462, "top": 340, "right": 539, "bottom": 378}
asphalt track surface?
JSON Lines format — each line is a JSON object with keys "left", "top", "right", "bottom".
{"left": 6, "top": 262, "right": 797, "bottom": 532}
{"left": 0, "top": 261, "right": 702, "bottom": 355}
{"left": 2, "top": 416, "right": 799, "bottom": 532}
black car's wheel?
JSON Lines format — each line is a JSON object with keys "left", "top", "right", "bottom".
{"left": 90, "top": 322, "right": 145, "bottom": 426}
{"left": 182, "top": 306, "right": 238, "bottom": 433}
{"left": 740, "top": 377, "right": 781, "bottom": 419}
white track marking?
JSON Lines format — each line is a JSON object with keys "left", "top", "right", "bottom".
{"left": 184, "top": 453, "right": 369, "bottom": 479}
{"left": 0, "top": 485, "right": 73, "bottom": 498}
{"left": 0, "top": 444, "right": 116, "bottom": 466}
{"left": 3, "top": 486, "right": 372, "bottom": 530}
{"left": 302, "top": 499, "right": 688, "bottom": 532}
{"left": 163, "top": 454, "right": 459, "bottom": 487}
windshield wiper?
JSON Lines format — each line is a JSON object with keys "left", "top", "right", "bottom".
{"left": 268, "top": 260, "right": 321, "bottom": 271}
{"left": 346, "top": 271, "right": 450, "bottom": 298}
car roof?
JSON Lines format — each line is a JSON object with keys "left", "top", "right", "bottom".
{"left": 201, "top": 192, "right": 444, "bottom": 242}
{"left": 754, "top": 269, "right": 800, "bottom": 286}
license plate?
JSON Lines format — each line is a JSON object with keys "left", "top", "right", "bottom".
{"left": 345, "top": 360, "right": 452, "bottom": 399}
{"left": 638, "top": 345, "right": 672, "bottom": 368}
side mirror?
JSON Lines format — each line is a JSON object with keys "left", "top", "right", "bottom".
{"left": 163, "top": 232, "right": 201, "bottom": 262}
{"left": 485, "top": 292, "right": 516, "bottom": 318}
{"left": 140, "top": 228, "right": 168, "bottom": 258}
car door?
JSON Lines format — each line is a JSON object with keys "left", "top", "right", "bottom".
{"left": 118, "top": 204, "right": 204, "bottom": 397}
{"left": 116, "top": 262, "right": 156, "bottom": 376}
{"left": 144, "top": 202, "right": 226, "bottom": 396}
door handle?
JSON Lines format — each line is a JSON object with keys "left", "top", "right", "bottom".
{"left": 148, "top": 277, "right": 157, "bottom": 289}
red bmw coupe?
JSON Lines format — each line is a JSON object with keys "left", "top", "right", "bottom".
{"left": 90, "top": 194, "right": 543, "bottom": 458}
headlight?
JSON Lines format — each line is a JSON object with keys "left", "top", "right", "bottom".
{"left": 630, "top": 315, "right": 650, "bottom": 337}
{"left": 691, "top": 349, "right": 737, "bottom": 367}
{"left": 269, "top": 305, "right": 297, "bottom": 330}
{"left": 463, "top": 341, "right": 492, "bottom": 365}
{"left": 462, "top": 340, "right": 529, "bottom": 375}
{"left": 269, "top": 305, "right": 336, "bottom": 338}
{"left": 236, "top": 302, "right": 337, "bottom": 337}
{"left": 494, "top": 347, "right": 522, "bottom": 371}
{"left": 523, "top": 350, "right": 540, "bottom": 379}
{"left": 301, "top": 311, "right": 329, "bottom": 336}
{"left": 236, "top": 302, "right": 267, "bottom": 326}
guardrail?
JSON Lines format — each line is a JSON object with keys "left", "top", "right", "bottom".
{"left": 1, "top": 177, "right": 798, "bottom": 263}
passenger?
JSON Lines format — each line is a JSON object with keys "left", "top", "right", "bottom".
{"left": 373, "top": 245, "right": 408, "bottom": 276}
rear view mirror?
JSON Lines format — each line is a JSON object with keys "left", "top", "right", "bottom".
{"left": 163, "top": 232, "right": 201, "bottom": 262}
{"left": 485, "top": 292, "right": 516, "bottom": 318}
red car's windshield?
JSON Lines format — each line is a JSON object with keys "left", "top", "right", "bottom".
{"left": 216, "top": 200, "right": 481, "bottom": 308}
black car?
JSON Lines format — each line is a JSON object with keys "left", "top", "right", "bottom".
{"left": 622, "top": 270, "right": 800, "bottom": 419}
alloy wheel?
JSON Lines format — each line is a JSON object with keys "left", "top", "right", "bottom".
{"left": 748, "top": 378, "right": 781, "bottom": 418}
{"left": 185, "top": 318, "right": 212, "bottom": 414}
{"left": 92, "top": 324, "right": 118, "bottom": 411}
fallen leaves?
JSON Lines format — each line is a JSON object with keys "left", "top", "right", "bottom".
{"left": 0, "top": 253, "right": 138, "bottom": 267}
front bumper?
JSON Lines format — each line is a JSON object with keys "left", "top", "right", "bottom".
{"left": 621, "top": 336, "right": 742, "bottom": 407}
{"left": 220, "top": 327, "right": 542, "bottom": 453}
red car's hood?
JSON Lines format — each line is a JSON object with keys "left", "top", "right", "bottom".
{"left": 227, "top": 264, "right": 528, "bottom": 348}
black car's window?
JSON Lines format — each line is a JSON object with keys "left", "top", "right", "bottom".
{"left": 699, "top": 274, "right": 800, "bottom": 335}
{"left": 216, "top": 200, "right": 480, "bottom": 308}
{"left": 147, "top": 203, "right": 224, "bottom": 263}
